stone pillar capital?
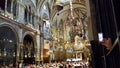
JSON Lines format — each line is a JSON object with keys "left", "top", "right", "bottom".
{"left": 36, "top": 30, "right": 40, "bottom": 35}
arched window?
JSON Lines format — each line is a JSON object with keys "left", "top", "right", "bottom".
{"left": 24, "top": 7, "right": 28, "bottom": 22}
{"left": 13, "top": 0, "right": 17, "bottom": 17}
{"left": 0, "top": 0, "right": 5, "bottom": 11}
{"left": 7, "top": 0, "right": 11, "bottom": 13}
{"left": 29, "top": 6, "right": 31, "bottom": 23}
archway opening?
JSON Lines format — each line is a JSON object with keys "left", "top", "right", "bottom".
{"left": 23, "top": 35, "right": 35, "bottom": 64}
{"left": 0, "top": 26, "right": 17, "bottom": 66}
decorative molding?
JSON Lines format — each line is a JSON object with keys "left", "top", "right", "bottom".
{"left": 0, "top": 14, "right": 37, "bottom": 32}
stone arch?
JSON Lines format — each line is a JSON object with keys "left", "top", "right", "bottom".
{"left": 24, "top": 3, "right": 36, "bottom": 24}
{"left": 0, "top": 24, "right": 19, "bottom": 42}
{"left": 22, "top": 0, "right": 36, "bottom": 11}
{"left": 0, "top": 24, "right": 19, "bottom": 65}
{"left": 22, "top": 32, "right": 36, "bottom": 64}
{"left": 23, "top": 32, "right": 36, "bottom": 46}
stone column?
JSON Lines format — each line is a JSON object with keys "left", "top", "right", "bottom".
{"left": 19, "top": 42, "right": 24, "bottom": 63}
{"left": 16, "top": 42, "right": 20, "bottom": 63}
{"left": 10, "top": 0, "right": 14, "bottom": 14}
{"left": 5, "top": 0, "right": 7, "bottom": 14}
{"left": 40, "top": 35, "right": 44, "bottom": 63}
{"left": 35, "top": 30, "right": 40, "bottom": 64}
{"left": 26, "top": 11, "right": 29, "bottom": 23}
{"left": 15, "top": 1, "right": 18, "bottom": 19}
{"left": 18, "top": 29, "right": 23, "bottom": 63}
{"left": 32, "top": 15, "right": 35, "bottom": 26}
{"left": 40, "top": 20, "right": 44, "bottom": 64}
{"left": 30, "top": 13, "right": 32, "bottom": 24}
{"left": 17, "top": 0, "right": 25, "bottom": 23}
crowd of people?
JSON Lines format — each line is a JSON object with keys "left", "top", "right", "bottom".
{"left": 0, "top": 60, "right": 91, "bottom": 68}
